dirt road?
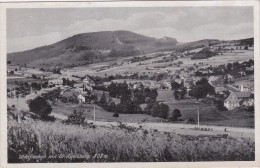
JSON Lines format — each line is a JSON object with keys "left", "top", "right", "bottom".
{"left": 49, "top": 111, "right": 255, "bottom": 139}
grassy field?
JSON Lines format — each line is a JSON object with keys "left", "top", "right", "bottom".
{"left": 52, "top": 101, "right": 164, "bottom": 123}
{"left": 156, "top": 90, "right": 254, "bottom": 128}
{"left": 53, "top": 89, "right": 255, "bottom": 127}
{"left": 7, "top": 78, "right": 43, "bottom": 90}
{"left": 8, "top": 118, "right": 255, "bottom": 163}
{"left": 63, "top": 48, "right": 253, "bottom": 77}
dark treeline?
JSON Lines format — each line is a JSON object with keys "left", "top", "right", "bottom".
{"left": 195, "top": 59, "right": 254, "bottom": 78}
{"left": 191, "top": 48, "right": 218, "bottom": 60}
{"left": 91, "top": 73, "right": 169, "bottom": 88}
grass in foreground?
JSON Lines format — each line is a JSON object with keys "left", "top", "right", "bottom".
{"left": 8, "top": 118, "right": 255, "bottom": 163}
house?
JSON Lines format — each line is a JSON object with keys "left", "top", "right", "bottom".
{"left": 208, "top": 75, "right": 223, "bottom": 86}
{"left": 246, "top": 67, "right": 254, "bottom": 72}
{"left": 82, "top": 76, "right": 95, "bottom": 86}
{"left": 77, "top": 94, "right": 86, "bottom": 103}
{"left": 75, "top": 83, "right": 93, "bottom": 91}
{"left": 48, "top": 79, "right": 63, "bottom": 87}
{"left": 158, "top": 80, "right": 172, "bottom": 90}
{"left": 133, "top": 83, "right": 142, "bottom": 89}
{"left": 215, "top": 86, "right": 226, "bottom": 93}
{"left": 224, "top": 91, "right": 254, "bottom": 110}
{"left": 223, "top": 74, "right": 234, "bottom": 83}
{"left": 103, "top": 82, "right": 111, "bottom": 88}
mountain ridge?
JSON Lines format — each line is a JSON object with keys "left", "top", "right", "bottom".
{"left": 7, "top": 30, "right": 253, "bottom": 69}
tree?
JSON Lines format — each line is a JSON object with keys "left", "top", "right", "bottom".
{"left": 108, "top": 102, "right": 117, "bottom": 112}
{"left": 171, "top": 81, "right": 181, "bottom": 90}
{"left": 174, "top": 87, "right": 187, "bottom": 100}
{"left": 99, "top": 92, "right": 107, "bottom": 108}
{"left": 32, "top": 74, "right": 37, "bottom": 79}
{"left": 29, "top": 97, "right": 52, "bottom": 117}
{"left": 62, "top": 78, "right": 66, "bottom": 86}
{"left": 158, "top": 103, "right": 169, "bottom": 119}
{"left": 171, "top": 109, "right": 182, "bottom": 121}
{"left": 150, "top": 102, "right": 160, "bottom": 117}
{"left": 190, "top": 78, "right": 215, "bottom": 100}
{"left": 145, "top": 97, "right": 152, "bottom": 103}
{"left": 227, "top": 63, "right": 232, "bottom": 71}
{"left": 113, "top": 112, "right": 119, "bottom": 118}
{"left": 215, "top": 100, "right": 228, "bottom": 111}
{"left": 150, "top": 102, "right": 169, "bottom": 119}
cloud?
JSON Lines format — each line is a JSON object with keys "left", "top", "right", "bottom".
{"left": 188, "top": 22, "right": 253, "bottom": 41}
{"left": 7, "top": 32, "right": 64, "bottom": 53}
{"left": 7, "top": 7, "right": 253, "bottom": 53}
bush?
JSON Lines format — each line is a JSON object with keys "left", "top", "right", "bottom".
{"left": 113, "top": 112, "right": 119, "bottom": 117}
{"left": 65, "top": 110, "right": 85, "bottom": 125}
{"left": 186, "top": 118, "right": 196, "bottom": 124}
{"left": 171, "top": 109, "right": 182, "bottom": 121}
{"left": 29, "top": 97, "right": 52, "bottom": 117}
{"left": 215, "top": 100, "right": 228, "bottom": 111}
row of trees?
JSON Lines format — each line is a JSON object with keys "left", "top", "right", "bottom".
{"left": 98, "top": 92, "right": 142, "bottom": 114}
{"left": 107, "top": 82, "right": 158, "bottom": 104}
{"left": 89, "top": 72, "right": 170, "bottom": 85}
{"left": 195, "top": 59, "right": 254, "bottom": 78}
{"left": 62, "top": 78, "right": 76, "bottom": 87}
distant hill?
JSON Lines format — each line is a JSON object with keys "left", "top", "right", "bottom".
{"left": 7, "top": 31, "right": 253, "bottom": 69}
{"left": 173, "top": 39, "right": 221, "bottom": 52}
{"left": 233, "top": 38, "right": 254, "bottom": 47}
{"left": 7, "top": 30, "right": 178, "bottom": 69}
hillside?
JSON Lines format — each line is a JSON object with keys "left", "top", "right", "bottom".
{"left": 7, "top": 30, "right": 178, "bottom": 69}
{"left": 7, "top": 31, "right": 253, "bottom": 69}
{"left": 191, "top": 48, "right": 218, "bottom": 60}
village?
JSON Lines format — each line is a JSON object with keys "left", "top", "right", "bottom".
{"left": 7, "top": 41, "right": 255, "bottom": 128}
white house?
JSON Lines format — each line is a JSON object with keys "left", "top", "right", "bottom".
{"left": 83, "top": 76, "right": 95, "bottom": 86}
{"left": 224, "top": 91, "right": 254, "bottom": 110}
{"left": 77, "top": 94, "right": 86, "bottom": 103}
{"left": 48, "top": 79, "right": 63, "bottom": 86}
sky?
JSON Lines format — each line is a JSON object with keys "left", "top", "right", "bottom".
{"left": 7, "top": 7, "right": 253, "bottom": 53}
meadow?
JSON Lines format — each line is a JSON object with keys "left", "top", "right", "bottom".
{"left": 8, "top": 118, "right": 255, "bottom": 163}
{"left": 52, "top": 101, "right": 164, "bottom": 123}
{"left": 156, "top": 90, "right": 254, "bottom": 128}
{"left": 63, "top": 48, "right": 253, "bottom": 77}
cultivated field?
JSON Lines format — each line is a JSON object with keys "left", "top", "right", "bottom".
{"left": 62, "top": 48, "right": 253, "bottom": 77}
{"left": 8, "top": 118, "right": 255, "bottom": 163}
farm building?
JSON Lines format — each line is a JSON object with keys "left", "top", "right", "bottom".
{"left": 208, "top": 75, "right": 223, "bottom": 86}
{"left": 48, "top": 79, "right": 63, "bottom": 86}
{"left": 74, "top": 83, "right": 93, "bottom": 91}
{"left": 224, "top": 91, "right": 254, "bottom": 110}
{"left": 82, "top": 76, "right": 95, "bottom": 86}
{"left": 78, "top": 94, "right": 86, "bottom": 103}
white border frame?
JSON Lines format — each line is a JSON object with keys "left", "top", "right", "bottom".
{"left": 0, "top": 1, "right": 259, "bottom": 168}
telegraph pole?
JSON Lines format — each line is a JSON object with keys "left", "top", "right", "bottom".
{"left": 196, "top": 101, "right": 200, "bottom": 128}
{"left": 94, "top": 104, "right": 96, "bottom": 122}
{"left": 91, "top": 100, "right": 96, "bottom": 123}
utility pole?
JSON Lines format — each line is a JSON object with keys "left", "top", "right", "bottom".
{"left": 94, "top": 104, "right": 96, "bottom": 122}
{"left": 91, "top": 100, "right": 95, "bottom": 123}
{"left": 197, "top": 101, "right": 200, "bottom": 128}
